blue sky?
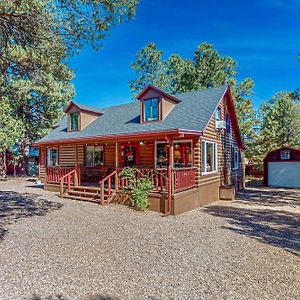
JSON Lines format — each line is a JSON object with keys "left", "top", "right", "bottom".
{"left": 70, "top": 0, "right": 300, "bottom": 109}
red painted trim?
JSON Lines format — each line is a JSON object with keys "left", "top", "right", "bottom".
{"left": 136, "top": 85, "right": 181, "bottom": 103}
{"left": 225, "top": 87, "right": 246, "bottom": 150}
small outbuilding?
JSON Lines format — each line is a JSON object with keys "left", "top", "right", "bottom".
{"left": 264, "top": 147, "right": 300, "bottom": 188}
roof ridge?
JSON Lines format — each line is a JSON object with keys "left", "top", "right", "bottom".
{"left": 173, "top": 84, "right": 228, "bottom": 98}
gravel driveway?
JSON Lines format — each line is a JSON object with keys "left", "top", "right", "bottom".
{"left": 0, "top": 178, "right": 299, "bottom": 300}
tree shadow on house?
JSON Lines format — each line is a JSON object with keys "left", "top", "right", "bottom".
{"left": 204, "top": 189, "right": 300, "bottom": 256}
{"left": 0, "top": 191, "right": 63, "bottom": 242}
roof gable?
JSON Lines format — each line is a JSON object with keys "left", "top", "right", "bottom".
{"left": 137, "top": 85, "right": 181, "bottom": 104}
{"left": 64, "top": 101, "right": 103, "bottom": 115}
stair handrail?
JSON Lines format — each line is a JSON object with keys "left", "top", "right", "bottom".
{"left": 60, "top": 169, "right": 78, "bottom": 197}
{"left": 99, "top": 169, "right": 118, "bottom": 204}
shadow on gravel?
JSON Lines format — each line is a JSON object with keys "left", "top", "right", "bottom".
{"left": 236, "top": 188, "right": 300, "bottom": 208}
{"left": 204, "top": 199, "right": 300, "bottom": 256}
{"left": 0, "top": 191, "right": 63, "bottom": 242}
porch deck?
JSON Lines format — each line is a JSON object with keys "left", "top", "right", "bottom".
{"left": 45, "top": 166, "right": 196, "bottom": 209}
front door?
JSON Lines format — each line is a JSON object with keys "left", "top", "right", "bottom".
{"left": 121, "top": 144, "right": 139, "bottom": 167}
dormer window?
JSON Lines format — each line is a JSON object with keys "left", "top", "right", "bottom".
{"left": 144, "top": 98, "right": 159, "bottom": 122}
{"left": 70, "top": 112, "right": 79, "bottom": 131}
{"left": 136, "top": 86, "right": 181, "bottom": 124}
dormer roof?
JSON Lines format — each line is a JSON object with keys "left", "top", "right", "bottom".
{"left": 64, "top": 101, "right": 103, "bottom": 115}
{"left": 136, "top": 85, "right": 182, "bottom": 103}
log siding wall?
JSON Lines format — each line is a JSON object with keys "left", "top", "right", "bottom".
{"left": 194, "top": 96, "right": 243, "bottom": 190}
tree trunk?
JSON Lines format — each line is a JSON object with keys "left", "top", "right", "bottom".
{"left": 19, "top": 133, "right": 30, "bottom": 176}
{"left": 0, "top": 148, "right": 7, "bottom": 179}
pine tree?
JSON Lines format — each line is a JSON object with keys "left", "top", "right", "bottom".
{"left": 129, "top": 42, "right": 257, "bottom": 160}
{"left": 259, "top": 92, "right": 300, "bottom": 158}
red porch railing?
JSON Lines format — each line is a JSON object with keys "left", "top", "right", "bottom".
{"left": 118, "top": 168, "right": 169, "bottom": 192}
{"left": 173, "top": 167, "right": 196, "bottom": 192}
{"left": 46, "top": 166, "right": 196, "bottom": 194}
{"left": 46, "top": 166, "right": 78, "bottom": 184}
{"left": 118, "top": 167, "right": 196, "bottom": 193}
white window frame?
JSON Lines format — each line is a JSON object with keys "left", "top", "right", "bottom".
{"left": 280, "top": 150, "right": 290, "bottom": 160}
{"left": 215, "top": 107, "right": 221, "bottom": 122}
{"left": 47, "top": 147, "right": 58, "bottom": 167}
{"left": 233, "top": 147, "right": 239, "bottom": 170}
{"left": 154, "top": 140, "right": 193, "bottom": 168}
{"left": 201, "top": 140, "right": 218, "bottom": 175}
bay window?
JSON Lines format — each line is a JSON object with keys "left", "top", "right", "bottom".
{"left": 85, "top": 145, "right": 104, "bottom": 167}
{"left": 47, "top": 148, "right": 58, "bottom": 166}
{"left": 144, "top": 98, "right": 159, "bottom": 121}
{"left": 202, "top": 141, "right": 217, "bottom": 174}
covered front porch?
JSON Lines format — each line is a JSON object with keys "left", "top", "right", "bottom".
{"left": 41, "top": 134, "right": 200, "bottom": 214}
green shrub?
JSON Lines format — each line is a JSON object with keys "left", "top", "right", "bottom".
{"left": 119, "top": 167, "right": 154, "bottom": 210}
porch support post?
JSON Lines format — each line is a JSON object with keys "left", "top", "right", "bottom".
{"left": 194, "top": 138, "right": 201, "bottom": 188}
{"left": 115, "top": 141, "right": 119, "bottom": 191}
{"left": 115, "top": 141, "right": 119, "bottom": 168}
{"left": 163, "top": 137, "right": 173, "bottom": 216}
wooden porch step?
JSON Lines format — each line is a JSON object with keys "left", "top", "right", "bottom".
{"left": 68, "top": 190, "right": 100, "bottom": 197}
{"left": 63, "top": 194, "right": 101, "bottom": 203}
{"left": 73, "top": 186, "right": 101, "bottom": 192}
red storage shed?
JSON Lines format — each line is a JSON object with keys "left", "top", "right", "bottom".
{"left": 264, "top": 147, "right": 300, "bottom": 188}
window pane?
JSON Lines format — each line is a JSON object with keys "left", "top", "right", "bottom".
{"left": 144, "top": 98, "right": 159, "bottom": 121}
{"left": 52, "top": 149, "right": 58, "bottom": 166}
{"left": 156, "top": 143, "right": 168, "bottom": 167}
{"left": 215, "top": 107, "right": 221, "bottom": 121}
{"left": 152, "top": 98, "right": 159, "bottom": 120}
{"left": 206, "top": 143, "right": 213, "bottom": 172}
{"left": 201, "top": 142, "right": 206, "bottom": 172}
{"left": 174, "top": 142, "right": 192, "bottom": 168}
{"left": 85, "top": 146, "right": 94, "bottom": 166}
{"left": 94, "top": 146, "right": 104, "bottom": 166}
{"left": 47, "top": 148, "right": 58, "bottom": 166}
{"left": 70, "top": 113, "right": 79, "bottom": 130}
{"left": 226, "top": 115, "right": 230, "bottom": 133}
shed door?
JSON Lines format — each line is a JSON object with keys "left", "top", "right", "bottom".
{"left": 268, "top": 162, "right": 300, "bottom": 188}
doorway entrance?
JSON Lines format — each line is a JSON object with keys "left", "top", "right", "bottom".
{"left": 121, "top": 143, "right": 139, "bottom": 167}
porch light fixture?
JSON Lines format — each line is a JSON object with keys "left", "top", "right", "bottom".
{"left": 139, "top": 140, "right": 145, "bottom": 145}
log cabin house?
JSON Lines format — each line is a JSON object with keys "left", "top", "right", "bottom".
{"left": 34, "top": 84, "right": 245, "bottom": 215}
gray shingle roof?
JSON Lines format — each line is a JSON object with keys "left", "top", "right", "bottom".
{"left": 38, "top": 85, "right": 228, "bottom": 144}
{"left": 73, "top": 103, "right": 103, "bottom": 114}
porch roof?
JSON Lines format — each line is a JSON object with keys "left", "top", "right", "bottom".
{"left": 35, "top": 85, "right": 228, "bottom": 145}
